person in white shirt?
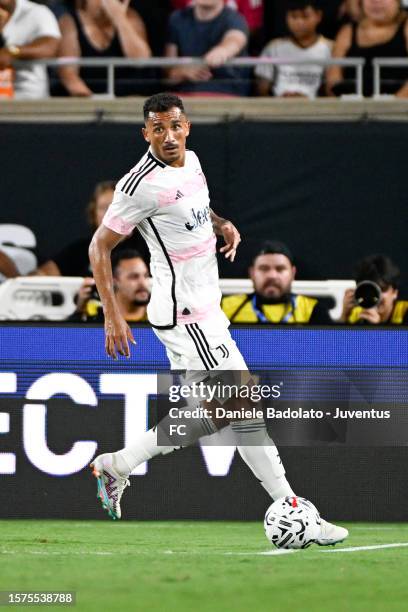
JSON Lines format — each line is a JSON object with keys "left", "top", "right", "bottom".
{"left": 255, "top": 0, "right": 332, "bottom": 99}
{"left": 0, "top": 0, "right": 61, "bottom": 99}
{"left": 86, "top": 92, "right": 348, "bottom": 548}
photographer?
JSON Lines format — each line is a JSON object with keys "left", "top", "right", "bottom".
{"left": 222, "top": 241, "right": 333, "bottom": 324}
{"left": 340, "top": 255, "right": 408, "bottom": 325}
{"left": 69, "top": 249, "right": 150, "bottom": 323}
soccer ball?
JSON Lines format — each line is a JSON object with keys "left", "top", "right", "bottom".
{"left": 264, "top": 496, "right": 321, "bottom": 549}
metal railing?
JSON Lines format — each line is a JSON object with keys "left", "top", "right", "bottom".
{"left": 0, "top": 276, "right": 354, "bottom": 320}
{"left": 373, "top": 57, "right": 408, "bottom": 97}
{"left": 14, "top": 56, "right": 365, "bottom": 99}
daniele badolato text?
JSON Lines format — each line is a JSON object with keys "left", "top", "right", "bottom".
{"left": 167, "top": 407, "right": 391, "bottom": 420}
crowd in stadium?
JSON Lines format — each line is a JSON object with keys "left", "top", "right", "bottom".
{"left": 1, "top": 0, "right": 408, "bottom": 99}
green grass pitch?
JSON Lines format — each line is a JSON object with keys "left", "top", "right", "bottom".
{"left": 1, "top": 521, "right": 408, "bottom": 611}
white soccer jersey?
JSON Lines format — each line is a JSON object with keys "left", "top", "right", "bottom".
{"left": 103, "top": 148, "right": 222, "bottom": 329}
{"left": 255, "top": 36, "right": 332, "bottom": 99}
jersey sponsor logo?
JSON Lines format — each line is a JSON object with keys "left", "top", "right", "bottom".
{"left": 185, "top": 205, "right": 211, "bottom": 231}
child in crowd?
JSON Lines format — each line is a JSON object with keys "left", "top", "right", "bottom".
{"left": 255, "top": 0, "right": 332, "bottom": 98}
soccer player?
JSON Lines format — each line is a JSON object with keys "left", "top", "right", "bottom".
{"left": 88, "top": 92, "right": 347, "bottom": 546}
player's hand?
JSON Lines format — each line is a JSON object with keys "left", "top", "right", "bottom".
{"left": 219, "top": 220, "right": 241, "bottom": 263}
{"left": 357, "top": 308, "right": 381, "bottom": 325}
{"left": 340, "top": 288, "right": 355, "bottom": 322}
{"left": 104, "top": 310, "right": 136, "bottom": 359}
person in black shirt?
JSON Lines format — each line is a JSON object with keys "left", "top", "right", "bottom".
{"left": 35, "top": 180, "right": 149, "bottom": 276}
{"left": 327, "top": 0, "right": 408, "bottom": 97}
{"left": 56, "top": 0, "right": 151, "bottom": 96}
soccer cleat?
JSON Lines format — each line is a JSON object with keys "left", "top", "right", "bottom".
{"left": 315, "top": 518, "right": 349, "bottom": 546}
{"left": 91, "top": 453, "right": 130, "bottom": 520}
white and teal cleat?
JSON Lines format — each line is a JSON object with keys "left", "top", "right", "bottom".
{"left": 91, "top": 453, "right": 130, "bottom": 520}
{"left": 316, "top": 518, "right": 349, "bottom": 546}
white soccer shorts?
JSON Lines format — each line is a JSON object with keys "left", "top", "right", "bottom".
{"left": 152, "top": 309, "right": 248, "bottom": 372}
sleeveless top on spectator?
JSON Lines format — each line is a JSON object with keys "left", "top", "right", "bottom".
{"left": 70, "top": 10, "right": 149, "bottom": 95}
{"left": 343, "top": 20, "right": 407, "bottom": 96}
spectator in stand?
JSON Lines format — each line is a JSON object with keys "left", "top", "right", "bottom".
{"left": 35, "top": 180, "right": 149, "bottom": 276}
{"left": 340, "top": 255, "right": 408, "bottom": 324}
{"left": 255, "top": 0, "right": 332, "bottom": 98}
{"left": 70, "top": 249, "right": 150, "bottom": 322}
{"left": 56, "top": 0, "right": 151, "bottom": 97}
{"left": 222, "top": 241, "right": 333, "bottom": 323}
{"left": 326, "top": 0, "right": 408, "bottom": 97}
{"left": 0, "top": 0, "right": 60, "bottom": 99}
{"left": 165, "top": 0, "right": 250, "bottom": 96}
{"left": 170, "top": 0, "right": 264, "bottom": 55}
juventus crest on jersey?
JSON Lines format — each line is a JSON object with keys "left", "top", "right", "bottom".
{"left": 103, "top": 148, "right": 222, "bottom": 329}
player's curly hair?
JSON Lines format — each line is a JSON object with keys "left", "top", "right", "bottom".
{"left": 143, "top": 92, "right": 185, "bottom": 121}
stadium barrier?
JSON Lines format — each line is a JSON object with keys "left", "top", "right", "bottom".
{"left": 14, "top": 56, "right": 365, "bottom": 98}
{"left": 0, "top": 277, "right": 354, "bottom": 321}
{"left": 373, "top": 57, "right": 408, "bottom": 97}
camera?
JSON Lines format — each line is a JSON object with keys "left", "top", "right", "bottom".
{"left": 354, "top": 280, "right": 381, "bottom": 309}
{"left": 85, "top": 285, "right": 101, "bottom": 317}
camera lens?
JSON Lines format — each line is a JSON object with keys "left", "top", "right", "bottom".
{"left": 354, "top": 281, "right": 381, "bottom": 309}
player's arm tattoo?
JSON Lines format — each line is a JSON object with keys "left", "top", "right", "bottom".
{"left": 210, "top": 209, "right": 230, "bottom": 235}
{"left": 210, "top": 209, "right": 241, "bottom": 262}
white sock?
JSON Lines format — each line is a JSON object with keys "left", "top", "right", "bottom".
{"left": 113, "top": 428, "right": 172, "bottom": 476}
{"left": 232, "top": 419, "right": 295, "bottom": 501}
{"left": 113, "top": 409, "right": 217, "bottom": 477}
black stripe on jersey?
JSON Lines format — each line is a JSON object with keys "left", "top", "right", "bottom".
{"left": 185, "top": 325, "right": 211, "bottom": 370}
{"left": 127, "top": 161, "right": 158, "bottom": 196}
{"left": 146, "top": 218, "right": 177, "bottom": 330}
{"left": 192, "top": 323, "right": 218, "bottom": 368}
{"left": 123, "top": 159, "right": 156, "bottom": 196}
{"left": 148, "top": 150, "right": 166, "bottom": 168}
{"left": 121, "top": 156, "right": 151, "bottom": 193}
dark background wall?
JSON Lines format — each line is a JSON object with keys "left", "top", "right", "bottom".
{"left": 0, "top": 121, "right": 406, "bottom": 292}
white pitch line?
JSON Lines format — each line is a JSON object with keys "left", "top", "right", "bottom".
{"left": 225, "top": 549, "right": 297, "bottom": 556}
{"left": 0, "top": 549, "right": 113, "bottom": 556}
{"left": 351, "top": 527, "right": 402, "bottom": 531}
{"left": 319, "top": 542, "right": 408, "bottom": 553}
